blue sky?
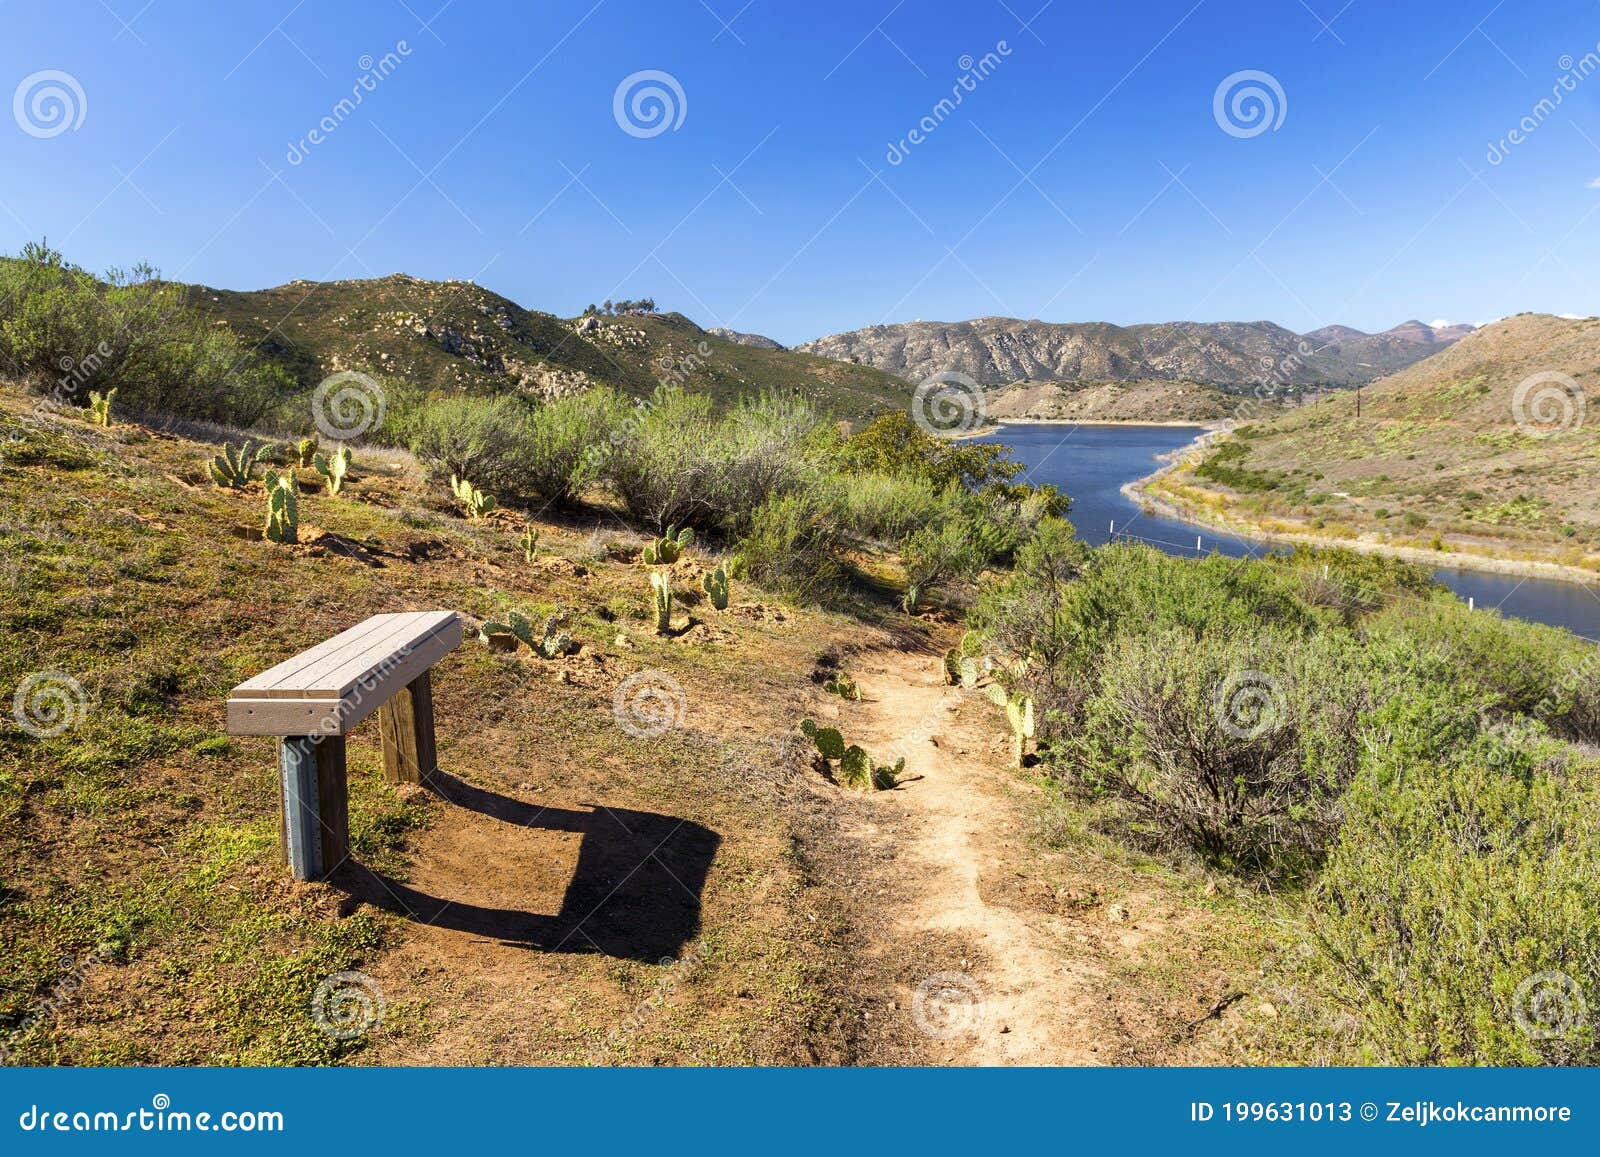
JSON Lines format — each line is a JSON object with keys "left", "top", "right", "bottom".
{"left": 2, "top": 0, "right": 1599, "bottom": 345}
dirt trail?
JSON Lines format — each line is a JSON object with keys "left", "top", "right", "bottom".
{"left": 840, "top": 643, "right": 1112, "bottom": 1065}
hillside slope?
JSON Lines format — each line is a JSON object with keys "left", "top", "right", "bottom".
{"left": 798, "top": 317, "right": 1470, "bottom": 390}
{"left": 985, "top": 379, "right": 1240, "bottom": 423}
{"left": 0, "top": 385, "right": 1265, "bottom": 1066}
{"left": 1139, "top": 313, "right": 1600, "bottom": 576}
{"left": 196, "top": 274, "right": 910, "bottom": 417}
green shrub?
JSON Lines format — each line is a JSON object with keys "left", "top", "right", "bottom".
{"left": 1061, "top": 626, "right": 1369, "bottom": 876}
{"left": 834, "top": 410, "right": 1020, "bottom": 489}
{"left": 513, "top": 387, "right": 629, "bottom": 505}
{"left": 0, "top": 242, "right": 292, "bottom": 424}
{"left": 710, "top": 393, "right": 822, "bottom": 533}
{"left": 1366, "top": 599, "right": 1600, "bottom": 743}
{"left": 602, "top": 389, "right": 722, "bottom": 529}
{"left": 900, "top": 520, "right": 982, "bottom": 613}
{"left": 1265, "top": 545, "right": 1440, "bottom": 617}
{"left": 1308, "top": 746, "right": 1600, "bottom": 1064}
{"left": 971, "top": 517, "right": 1089, "bottom": 686}
{"left": 837, "top": 473, "right": 954, "bottom": 542}
{"left": 603, "top": 390, "right": 821, "bottom": 533}
{"left": 402, "top": 395, "right": 530, "bottom": 495}
{"left": 737, "top": 489, "right": 844, "bottom": 604}
{"left": 1055, "top": 546, "right": 1318, "bottom": 683}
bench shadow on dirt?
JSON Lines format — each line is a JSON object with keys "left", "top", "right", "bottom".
{"left": 338, "top": 771, "right": 719, "bottom": 963}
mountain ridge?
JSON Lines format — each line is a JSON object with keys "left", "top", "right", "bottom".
{"left": 797, "top": 317, "right": 1475, "bottom": 392}
{"left": 189, "top": 272, "right": 910, "bottom": 418}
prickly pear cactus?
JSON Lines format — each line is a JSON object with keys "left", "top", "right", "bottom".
{"left": 650, "top": 570, "right": 673, "bottom": 635}
{"left": 86, "top": 388, "right": 116, "bottom": 426}
{"left": 296, "top": 437, "right": 319, "bottom": 467}
{"left": 534, "top": 613, "right": 577, "bottom": 659}
{"left": 518, "top": 526, "right": 539, "bottom": 563}
{"left": 480, "top": 610, "right": 531, "bottom": 652}
{"left": 985, "top": 683, "right": 1036, "bottom": 767}
{"left": 262, "top": 470, "right": 299, "bottom": 544}
{"left": 800, "top": 719, "right": 895, "bottom": 790}
{"left": 313, "top": 446, "right": 351, "bottom": 495}
{"left": 838, "top": 745, "right": 872, "bottom": 789}
{"left": 642, "top": 524, "right": 695, "bottom": 565}
{"left": 450, "top": 475, "right": 496, "bottom": 521}
{"left": 872, "top": 756, "right": 906, "bottom": 791}
{"left": 942, "top": 650, "right": 979, "bottom": 687}
{"left": 208, "top": 440, "right": 267, "bottom": 489}
{"left": 824, "top": 673, "right": 861, "bottom": 701}
{"left": 799, "top": 719, "right": 846, "bottom": 763}
{"left": 702, "top": 565, "right": 730, "bottom": 611}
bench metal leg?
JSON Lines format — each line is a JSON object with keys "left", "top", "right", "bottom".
{"left": 279, "top": 737, "right": 324, "bottom": 881}
{"left": 378, "top": 671, "right": 438, "bottom": 785}
{"left": 278, "top": 735, "right": 349, "bottom": 881}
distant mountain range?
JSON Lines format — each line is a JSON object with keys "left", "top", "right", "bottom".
{"left": 797, "top": 318, "right": 1475, "bottom": 392}
{"left": 176, "top": 268, "right": 1478, "bottom": 420}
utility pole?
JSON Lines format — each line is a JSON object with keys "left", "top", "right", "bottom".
{"left": 1356, "top": 386, "right": 1362, "bottom": 418}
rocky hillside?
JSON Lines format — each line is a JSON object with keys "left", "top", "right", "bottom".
{"left": 798, "top": 317, "right": 1472, "bottom": 391}
{"left": 985, "top": 379, "right": 1240, "bottom": 423}
{"left": 194, "top": 274, "right": 907, "bottom": 417}
{"left": 1142, "top": 313, "right": 1600, "bottom": 575}
{"left": 706, "top": 327, "right": 785, "bottom": 351}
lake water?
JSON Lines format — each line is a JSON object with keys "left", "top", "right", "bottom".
{"left": 977, "top": 422, "right": 1600, "bottom": 641}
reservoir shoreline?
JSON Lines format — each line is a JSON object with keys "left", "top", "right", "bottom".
{"left": 1123, "top": 427, "right": 1600, "bottom": 588}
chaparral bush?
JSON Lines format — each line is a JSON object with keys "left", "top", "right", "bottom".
{"left": 1307, "top": 734, "right": 1600, "bottom": 1065}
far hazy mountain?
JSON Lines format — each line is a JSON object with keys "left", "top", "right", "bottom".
{"left": 799, "top": 317, "right": 1474, "bottom": 392}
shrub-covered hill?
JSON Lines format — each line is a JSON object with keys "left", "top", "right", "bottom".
{"left": 0, "top": 387, "right": 901, "bottom": 1065}
{"left": 4, "top": 381, "right": 1598, "bottom": 1068}
{"left": 1146, "top": 314, "right": 1600, "bottom": 575}
{"left": 195, "top": 273, "right": 912, "bottom": 417}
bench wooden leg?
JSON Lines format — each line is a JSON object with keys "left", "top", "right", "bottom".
{"left": 378, "top": 670, "right": 437, "bottom": 785}
{"left": 278, "top": 734, "right": 349, "bottom": 881}
{"left": 316, "top": 735, "right": 350, "bottom": 873}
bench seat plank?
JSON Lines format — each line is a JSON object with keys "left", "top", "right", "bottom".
{"left": 227, "top": 611, "right": 461, "bottom": 736}
{"left": 234, "top": 612, "right": 438, "bottom": 699}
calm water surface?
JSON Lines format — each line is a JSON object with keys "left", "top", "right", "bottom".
{"left": 977, "top": 422, "right": 1600, "bottom": 641}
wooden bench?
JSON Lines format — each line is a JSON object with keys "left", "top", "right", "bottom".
{"left": 226, "top": 611, "right": 462, "bottom": 881}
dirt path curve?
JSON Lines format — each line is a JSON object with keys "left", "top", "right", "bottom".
{"left": 843, "top": 643, "right": 1110, "bottom": 1065}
